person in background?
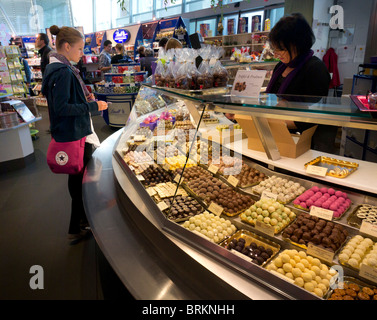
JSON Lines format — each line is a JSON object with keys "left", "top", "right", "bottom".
{"left": 35, "top": 33, "right": 52, "bottom": 76}
{"left": 20, "top": 56, "right": 33, "bottom": 95}
{"left": 165, "top": 38, "right": 183, "bottom": 51}
{"left": 111, "top": 43, "right": 133, "bottom": 64}
{"left": 266, "top": 13, "right": 335, "bottom": 153}
{"left": 137, "top": 46, "right": 146, "bottom": 58}
{"left": 139, "top": 48, "right": 157, "bottom": 77}
{"left": 158, "top": 37, "right": 169, "bottom": 50}
{"left": 99, "top": 40, "right": 112, "bottom": 73}
{"left": 42, "top": 25, "right": 108, "bottom": 245}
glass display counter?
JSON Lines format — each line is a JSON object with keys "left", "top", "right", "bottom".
{"left": 86, "top": 84, "right": 377, "bottom": 300}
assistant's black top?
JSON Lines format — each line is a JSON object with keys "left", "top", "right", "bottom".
{"left": 269, "top": 56, "right": 331, "bottom": 97}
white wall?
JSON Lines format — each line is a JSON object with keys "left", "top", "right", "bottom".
{"left": 328, "top": 0, "right": 374, "bottom": 84}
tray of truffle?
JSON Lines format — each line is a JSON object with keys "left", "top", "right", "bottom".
{"left": 220, "top": 230, "right": 280, "bottom": 267}
{"left": 338, "top": 235, "right": 377, "bottom": 272}
{"left": 326, "top": 276, "right": 377, "bottom": 300}
{"left": 292, "top": 186, "right": 352, "bottom": 220}
{"left": 150, "top": 182, "right": 188, "bottom": 201}
{"left": 175, "top": 166, "right": 213, "bottom": 182}
{"left": 139, "top": 164, "right": 173, "bottom": 187}
{"left": 160, "top": 195, "right": 205, "bottom": 222}
{"left": 281, "top": 212, "right": 348, "bottom": 253}
{"left": 304, "top": 156, "right": 359, "bottom": 179}
{"left": 265, "top": 249, "right": 337, "bottom": 298}
{"left": 347, "top": 203, "right": 377, "bottom": 228}
{"left": 185, "top": 176, "right": 255, "bottom": 217}
{"left": 251, "top": 175, "right": 307, "bottom": 205}
{"left": 182, "top": 211, "right": 238, "bottom": 243}
{"left": 240, "top": 198, "right": 297, "bottom": 234}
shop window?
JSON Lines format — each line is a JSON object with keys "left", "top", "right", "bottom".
{"left": 185, "top": 0, "right": 212, "bottom": 13}
{"left": 223, "top": 14, "right": 239, "bottom": 36}
{"left": 240, "top": 10, "right": 264, "bottom": 33}
{"left": 95, "top": 0, "right": 112, "bottom": 31}
{"left": 156, "top": 0, "right": 183, "bottom": 20}
{"left": 112, "top": 0, "right": 131, "bottom": 29}
{"left": 269, "top": 7, "right": 284, "bottom": 29}
{"left": 197, "top": 18, "right": 217, "bottom": 37}
{"left": 71, "top": 0, "right": 94, "bottom": 34}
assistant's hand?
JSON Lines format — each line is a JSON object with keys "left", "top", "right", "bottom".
{"left": 97, "top": 101, "right": 108, "bottom": 111}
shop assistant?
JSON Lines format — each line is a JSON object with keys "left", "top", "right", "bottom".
{"left": 266, "top": 13, "right": 337, "bottom": 154}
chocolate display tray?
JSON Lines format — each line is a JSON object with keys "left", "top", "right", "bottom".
{"left": 350, "top": 95, "right": 377, "bottom": 112}
{"left": 324, "top": 276, "right": 377, "bottom": 300}
{"left": 347, "top": 204, "right": 377, "bottom": 228}
{"left": 220, "top": 229, "right": 280, "bottom": 267}
{"left": 304, "top": 156, "right": 359, "bottom": 179}
{"left": 240, "top": 214, "right": 294, "bottom": 235}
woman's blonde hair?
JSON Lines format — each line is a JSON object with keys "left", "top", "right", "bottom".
{"left": 50, "top": 25, "right": 84, "bottom": 50}
{"left": 165, "top": 38, "right": 183, "bottom": 51}
{"left": 115, "top": 43, "right": 125, "bottom": 55}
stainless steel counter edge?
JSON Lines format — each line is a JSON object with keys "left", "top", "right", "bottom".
{"left": 83, "top": 129, "right": 286, "bottom": 300}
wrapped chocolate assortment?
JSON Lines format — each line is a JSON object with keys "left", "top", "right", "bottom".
{"left": 154, "top": 47, "right": 229, "bottom": 90}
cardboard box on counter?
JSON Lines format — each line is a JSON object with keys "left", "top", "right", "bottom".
{"left": 235, "top": 115, "right": 317, "bottom": 158}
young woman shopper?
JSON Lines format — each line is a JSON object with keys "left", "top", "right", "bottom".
{"left": 42, "top": 25, "right": 108, "bottom": 244}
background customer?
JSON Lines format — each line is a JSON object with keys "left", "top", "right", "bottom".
{"left": 42, "top": 25, "right": 108, "bottom": 244}
{"left": 99, "top": 40, "right": 112, "bottom": 73}
{"left": 35, "top": 33, "right": 52, "bottom": 76}
{"left": 111, "top": 43, "right": 133, "bottom": 64}
{"left": 139, "top": 47, "right": 157, "bottom": 77}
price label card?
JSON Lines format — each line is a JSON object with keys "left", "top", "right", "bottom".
{"left": 208, "top": 164, "right": 219, "bottom": 174}
{"left": 174, "top": 174, "right": 183, "bottom": 184}
{"left": 136, "top": 175, "right": 145, "bottom": 181}
{"left": 307, "top": 243, "right": 335, "bottom": 264}
{"left": 227, "top": 175, "right": 239, "bottom": 187}
{"left": 306, "top": 165, "right": 328, "bottom": 177}
{"left": 261, "top": 191, "right": 278, "bottom": 201}
{"left": 157, "top": 201, "right": 169, "bottom": 212}
{"left": 359, "top": 264, "right": 377, "bottom": 284}
{"left": 360, "top": 221, "right": 377, "bottom": 238}
{"left": 134, "top": 135, "right": 144, "bottom": 142}
{"left": 255, "top": 220, "right": 275, "bottom": 237}
{"left": 310, "top": 206, "right": 333, "bottom": 221}
{"left": 146, "top": 187, "right": 157, "bottom": 197}
{"left": 231, "top": 70, "right": 267, "bottom": 98}
{"left": 231, "top": 249, "right": 252, "bottom": 262}
{"left": 163, "top": 163, "right": 170, "bottom": 171}
{"left": 128, "top": 165, "right": 135, "bottom": 171}
{"left": 208, "top": 202, "right": 224, "bottom": 216}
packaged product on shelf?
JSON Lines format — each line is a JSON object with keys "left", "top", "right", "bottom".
{"left": 211, "top": 47, "right": 229, "bottom": 87}
{"left": 197, "top": 46, "right": 214, "bottom": 89}
{"left": 174, "top": 49, "right": 192, "bottom": 90}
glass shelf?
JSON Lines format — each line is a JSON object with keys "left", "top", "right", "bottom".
{"left": 143, "top": 85, "right": 377, "bottom": 130}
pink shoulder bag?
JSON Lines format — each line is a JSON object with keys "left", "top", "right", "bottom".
{"left": 47, "top": 137, "right": 86, "bottom": 175}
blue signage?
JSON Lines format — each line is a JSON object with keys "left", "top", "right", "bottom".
{"left": 113, "top": 29, "right": 131, "bottom": 43}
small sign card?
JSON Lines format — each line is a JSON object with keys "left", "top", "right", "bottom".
{"left": 306, "top": 164, "right": 328, "bottom": 177}
{"left": 208, "top": 202, "right": 224, "bottom": 216}
{"left": 307, "top": 243, "right": 335, "bottom": 264}
{"left": 208, "top": 164, "right": 219, "bottom": 174}
{"left": 231, "top": 70, "right": 267, "bottom": 98}
{"left": 157, "top": 201, "right": 169, "bottom": 211}
{"left": 360, "top": 221, "right": 377, "bottom": 238}
{"left": 359, "top": 264, "right": 377, "bottom": 284}
{"left": 227, "top": 175, "right": 239, "bottom": 187}
{"left": 174, "top": 174, "right": 183, "bottom": 184}
{"left": 261, "top": 190, "right": 278, "bottom": 201}
{"left": 255, "top": 220, "right": 275, "bottom": 237}
{"left": 310, "top": 206, "right": 334, "bottom": 221}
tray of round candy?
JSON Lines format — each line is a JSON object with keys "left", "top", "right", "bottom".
{"left": 220, "top": 229, "right": 280, "bottom": 267}
{"left": 281, "top": 212, "right": 348, "bottom": 253}
{"left": 240, "top": 198, "right": 297, "bottom": 234}
{"left": 159, "top": 195, "right": 205, "bottom": 222}
{"left": 182, "top": 211, "right": 238, "bottom": 243}
{"left": 292, "top": 186, "right": 352, "bottom": 220}
{"left": 175, "top": 166, "right": 213, "bottom": 182}
{"left": 347, "top": 203, "right": 377, "bottom": 228}
{"left": 325, "top": 276, "right": 377, "bottom": 300}
{"left": 139, "top": 164, "right": 173, "bottom": 187}
{"left": 338, "top": 235, "right": 377, "bottom": 272}
{"left": 185, "top": 176, "right": 255, "bottom": 217}
{"left": 265, "top": 249, "right": 337, "bottom": 298}
{"left": 251, "top": 175, "right": 307, "bottom": 205}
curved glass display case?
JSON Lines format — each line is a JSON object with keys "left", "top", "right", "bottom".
{"left": 108, "top": 85, "right": 377, "bottom": 300}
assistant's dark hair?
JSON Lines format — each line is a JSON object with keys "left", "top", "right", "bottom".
{"left": 269, "top": 13, "right": 315, "bottom": 59}
{"left": 104, "top": 40, "right": 112, "bottom": 47}
{"left": 38, "top": 33, "right": 50, "bottom": 46}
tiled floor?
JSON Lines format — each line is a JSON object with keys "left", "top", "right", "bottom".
{"left": 0, "top": 106, "right": 131, "bottom": 300}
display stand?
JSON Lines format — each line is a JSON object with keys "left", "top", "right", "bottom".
{"left": 153, "top": 17, "right": 191, "bottom": 48}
